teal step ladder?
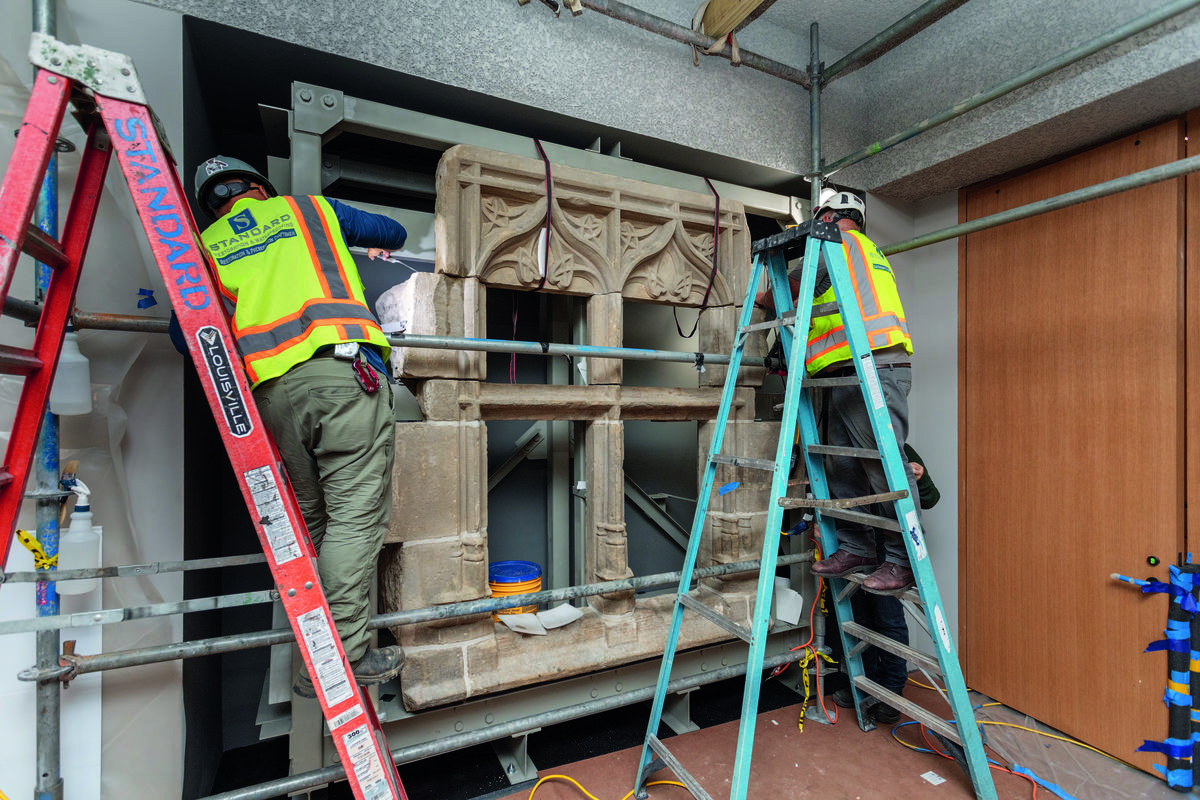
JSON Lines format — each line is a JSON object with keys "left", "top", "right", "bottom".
{"left": 632, "top": 221, "right": 997, "bottom": 800}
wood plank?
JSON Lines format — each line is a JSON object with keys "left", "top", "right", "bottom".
{"left": 700, "top": 0, "right": 779, "bottom": 37}
{"left": 961, "top": 119, "right": 1186, "bottom": 775}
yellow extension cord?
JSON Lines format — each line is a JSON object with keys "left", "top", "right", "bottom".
{"left": 527, "top": 774, "right": 686, "bottom": 800}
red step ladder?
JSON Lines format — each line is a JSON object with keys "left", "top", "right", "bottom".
{"left": 0, "top": 34, "right": 407, "bottom": 800}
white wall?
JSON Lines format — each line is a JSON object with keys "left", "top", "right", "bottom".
{"left": 869, "top": 191, "right": 961, "bottom": 657}
{"left": 0, "top": 2, "right": 185, "bottom": 798}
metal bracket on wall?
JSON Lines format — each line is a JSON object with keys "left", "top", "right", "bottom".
{"left": 491, "top": 729, "right": 542, "bottom": 785}
{"left": 287, "top": 79, "right": 801, "bottom": 220}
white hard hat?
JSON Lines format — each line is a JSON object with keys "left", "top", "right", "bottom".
{"left": 813, "top": 190, "right": 866, "bottom": 226}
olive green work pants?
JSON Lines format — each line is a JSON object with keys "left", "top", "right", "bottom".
{"left": 254, "top": 356, "right": 394, "bottom": 663}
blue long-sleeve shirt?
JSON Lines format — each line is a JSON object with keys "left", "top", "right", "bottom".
{"left": 327, "top": 198, "right": 407, "bottom": 251}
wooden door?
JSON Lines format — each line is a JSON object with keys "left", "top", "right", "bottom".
{"left": 960, "top": 119, "right": 1187, "bottom": 772}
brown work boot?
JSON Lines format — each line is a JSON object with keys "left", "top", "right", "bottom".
{"left": 811, "top": 549, "right": 876, "bottom": 577}
{"left": 862, "top": 562, "right": 914, "bottom": 594}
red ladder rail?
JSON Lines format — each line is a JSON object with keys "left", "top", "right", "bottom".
{"left": 0, "top": 34, "right": 408, "bottom": 800}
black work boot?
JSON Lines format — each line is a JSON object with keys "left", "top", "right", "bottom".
{"left": 293, "top": 646, "right": 404, "bottom": 699}
{"left": 351, "top": 645, "right": 404, "bottom": 685}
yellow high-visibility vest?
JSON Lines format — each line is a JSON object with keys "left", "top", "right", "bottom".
{"left": 805, "top": 229, "right": 912, "bottom": 375}
{"left": 201, "top": 195, "right": 390, "bottom": 387}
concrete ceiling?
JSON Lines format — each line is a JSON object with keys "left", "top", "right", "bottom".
{"left": 157, "top": 0, "right": 1200, "bottom": 207}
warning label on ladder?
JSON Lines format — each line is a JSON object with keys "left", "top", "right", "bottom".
{"left": 343, "top": 724, "right": 392, "bottom": 800}
{"left": 297, "top": 607, "right": 355, "bottom": 707}
{"left": 243, "top": 466, "right": 302, "bottom": 564}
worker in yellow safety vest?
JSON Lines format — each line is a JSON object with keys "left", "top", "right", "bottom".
{"left": 758, "top": 191, "right": 919, "bottom": 594}
{"left": 194, "top": 155, "right": 407, "bottom": 699}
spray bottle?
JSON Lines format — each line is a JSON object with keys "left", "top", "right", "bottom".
{"left": 58, "top": 478, "right": 100, "bottom": 596}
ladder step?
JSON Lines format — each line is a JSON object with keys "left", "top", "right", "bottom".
{"left": 778, "top": 489, "right": 907, "bottom": 510}
{"left": 812, "top": 300, "right": 840, "bottom": 318}
{"left": 840, "top": 571, "right": 922, "bottom": 604}
{"left": 740, "top": 314, "right": 794, "bottom": 334}
{"left": 679, "top": 594, "right": 752, "bottom": 643}
{"left": 646, "top": 734, "right": 714, "bottom": 800}
{"left": 801, "top": 375, "right": 862, "bottom": 389}
{"left": 710, "top": 453, "right": 776, "bottom": 472}
{"left": 806, "top": 443, "right": 881, "bottom": 460}
{"left": 853, "top": 676, "right": 964, "bottom": 747}
{"left": 0, "top": 345, "right": 43, "bottom": 376}
{"left": 22, "top": 225, "right": 68, "bottom": 270}
{"left": 842, "top": 620, "right": 942, "bottom": 677}
{"left": 815, "top": 506, "right": 902, "bottom": 532}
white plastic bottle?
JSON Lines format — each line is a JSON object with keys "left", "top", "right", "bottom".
{"left": 49, "top": 328, "right": 92, "bottom": 416}
{"left": 58, "top": 479, "right": 100, "bottom": 595}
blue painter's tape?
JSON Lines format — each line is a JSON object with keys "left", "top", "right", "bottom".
{"left": 1147, "top": 638, "right": 1191, "bottom": 654}
{"left": 1165, "top": 688, "right": 1191, "bottom": 706}
{"left": 136, "top": 287, "right": 157, "bottom": 308}
{"left": 1138, "top": 738, "right": 1194, "bottom": 759}
{"left": 1157, "top": 764, "right": 1194, "bottom": 789}
{"left": 718, "top": 482, "right": 739, "bottom": 495}
{"left": 1011, "top": 764, "right": 1080, "bottom": 800}
{"left": 1141, "top": 580, "right": 1200, "bottom": 614}
{"left": 1171, "top": 669, "right": 1191, "bottom": 685}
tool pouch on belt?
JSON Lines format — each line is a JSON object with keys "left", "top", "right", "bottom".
{"left": 332, "top": 342, "right": 380, "bottom": 394}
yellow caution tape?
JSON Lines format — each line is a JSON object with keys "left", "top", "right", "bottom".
{"left": 794, "top": 647, "right": 837, "bottom": 733}
{"left": 14, "top": 529, "right": 57, "bottom": 570}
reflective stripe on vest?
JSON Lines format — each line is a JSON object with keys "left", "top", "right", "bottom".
{"left": 201, "top": 195, "right": 390, "bottom": 386}
{"left": 804, "top": 229, "right": 912, "bottom": 375}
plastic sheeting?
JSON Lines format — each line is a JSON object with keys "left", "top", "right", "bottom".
{"left": 0, "top": 4, "right": 185, "bottom": 797}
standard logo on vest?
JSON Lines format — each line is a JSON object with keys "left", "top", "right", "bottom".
{"left": 196, "top": 326, "right": 253, "bottom": 438}
{"left": 229, "top": 208, "right": 256, "bottom": 234}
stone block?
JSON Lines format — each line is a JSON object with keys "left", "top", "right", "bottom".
{"left": 399, "top": 633, "right": 499, "bottom": 708}
{"left": 383, "top": 272, "right": 485, "bottom": 380}
{"left": 379, "top": 533, "right": 488, "bottom": 610}
{"left": 698, "top": 413, "right": 780, "bottom": 517}
{"left": 699, "top": 305, "right": 768, "bottom": 388}
{"left": 586, "top": 293, "right": 622, "bottom": 385}
{"left": 435, "top": 145, "right": 749, "bottom": 306}
{"left": 388, "top": 420, "right": 487, "bottom": 544}
{"left": 414, "top": 379, "right": 482, "bottom": 422}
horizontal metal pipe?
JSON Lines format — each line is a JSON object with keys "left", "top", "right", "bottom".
{"left": 388, "top": 332, "right": 762, "bottom": 367}
{"left": 822, "top": 0, "right": 970, "bottom": 84}
{"left": 17, "top": 553, "right": 810, "bottom": 680}
{"left": 2, "top": 589, "right": 280, "bottom": 636}
{"left": 579, "top": 0, "right": 812, "bottom": 90}
{"left": 199, "top": 648, "right": 809, "bottom": 800}
{"left": 1, "top": 552, "right": 266, "bottom": 584}
{"left": 824, "top": 0, "right": 1200, "bottom": 175}
{"left": 881, "top": 152, "right": 1200, "bottom": 256}
{"left": 2, "top": 296, "right": 171, "bottom": 333}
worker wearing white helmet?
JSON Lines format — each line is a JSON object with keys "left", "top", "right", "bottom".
{"left": 756, "top": 188, "right": 918, "bottom": 595}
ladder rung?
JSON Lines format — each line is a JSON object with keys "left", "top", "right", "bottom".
{"left": 710, "top": 454, "right": 776, "bottom": 472}
{"left": 842, "top": 620, "right": 942, "bottom": 676}
{"left": 22, "top": 225, "right": 68, "bottom": 270}
{"left": 801, "top": 375, "right": 861, "bottom": 389}
{"left": 0, "top": 345, "right": 43, "bottom": 376}
{"left": 740, "top": 315, "right": 793, "bottom": 334}
{"left": 816, "top": 506, "right": 902, "bottom": 532}
{"left": 812, "top": 301, "right": 840, "bottom": 317}
{"left": 679, "top": 594, "right": 752, "bottom": 643}
{"left": 806, "top": 443, "right": 881, "bottom": 460}
{"left": 841, "top": 571, "right": 922, "bottom": 604}
{"left": 778, "top": 489, "right": 907, "bottom": 510}
{"left": 646, "top": 734, "right": 714, "bottom": 800}
{"left": 853, "top": 676, "right": 964, "bottom": 746}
